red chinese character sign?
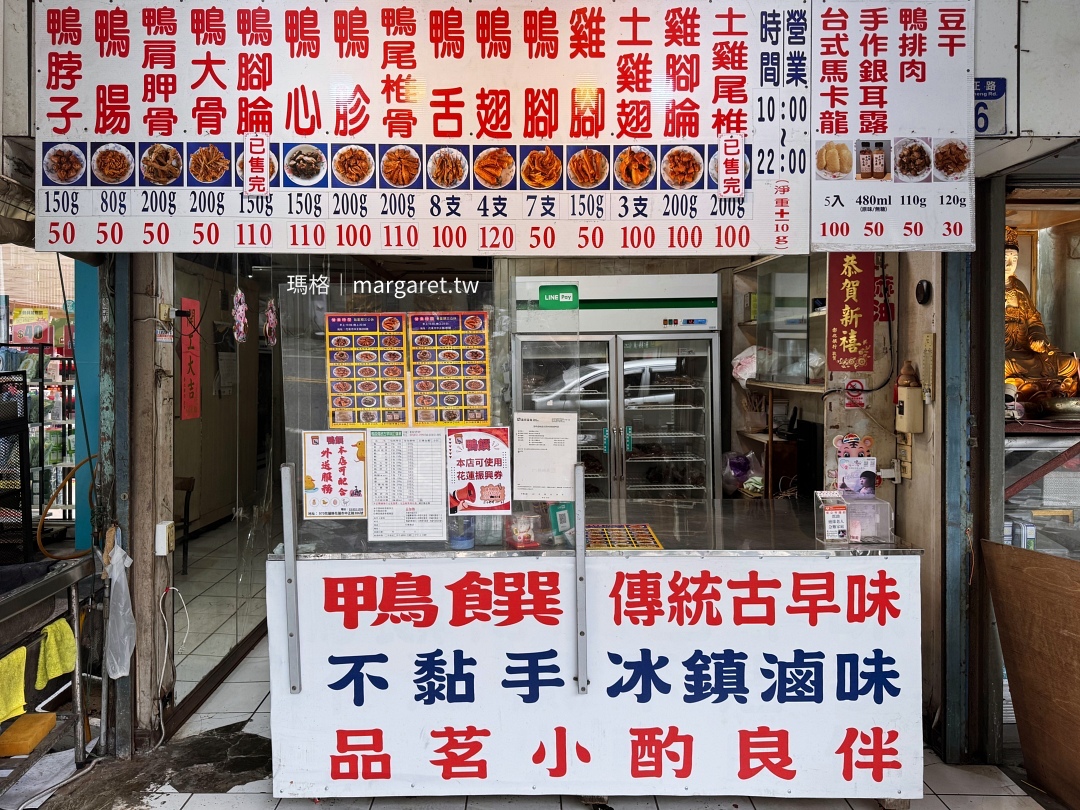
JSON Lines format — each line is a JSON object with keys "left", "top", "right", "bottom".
{"left": 179, "top": 297, "right": 200, "bottom": 419}
{"left": 810, "top": 0, "right": 974, "bottom": 251}
{"left": 34, "top": 0, "right": 810, "bottom": 256}
{"left": 827, "top": 252, "right": 875, "bottom": 372}
{"left": 447, "top": 428, "right": 511, "bottom": 514}
{"left": 267, "top": 554, "right": 923, "bottom": 798}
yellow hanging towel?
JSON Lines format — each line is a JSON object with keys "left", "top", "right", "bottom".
{"left": 0, "top": 647, "right": 27, "bottom": 723}
{"left": 35, "top": 619, "right": 76, "bottom": 691}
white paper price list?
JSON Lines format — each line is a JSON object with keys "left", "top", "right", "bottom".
{"left": 367, "top": 429, "right": 446, "bottom": 543}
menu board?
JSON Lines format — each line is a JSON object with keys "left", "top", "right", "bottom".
{"left": 34, "top": 0, "right": 811, "bottom": 256}
{"left": 810, "top": 0, "right": 975, "bottom": 251}
{"left": 325, "top": 314, "right": 407, "bottom": 428}
{"left": 446, "top": 427, "right": 512, "bottom": 514}
{"left": 301, "top": 430, "right": 367, "bottom": 519}
{"left": 408, "top": 312, "right": 491, "bottom": 427}
{"left": 513, "top": 412, "right": 578, "bottom": 502}
{"left": 367, "top": 429, "right": 447, "bottom": 542}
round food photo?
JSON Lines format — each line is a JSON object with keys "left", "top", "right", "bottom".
{"left": 814, "top": 141, "right": 853, "bottom": 180}
{"left": 473, "top": 147, "right": 515, "bottom": 189}
{"left": 93, "top": 143, "right": 135, "bottom": 185}
{"left": 567, "top": 147, "right": 609, "bottom": 189}
{"left": 614, "top": 146, "right": 656, "bottom": 190}
{"left": 140, "top": 144, "right": 182, "bottom": 186}
{"left": 189, "top": 144, "right": 230, "bottom": 184}
{"left": 893, "top": 138, "right": 932, "bottom": 183}
{"left": 333, "top": 145, "right": 375, "bottom": 186}
{"left": 933, "top": 138, "right": 971, "bottom": 182}
{"left": 381, "top": 146, "right": 421, "bottom": 188}
{"left": 427, "top": 147, "right": 468, "bottom": 189}
{"left": 661, "top": 146, "right": 704, "bottom": 189}
{"left": 43, "top": 144, "right": 86, "bottom": 185}
{"left": 284, "top": 145, "right": 327, "bottom": 185}
{"left": 521, "top": 146, "right": 563, "bottom": 189}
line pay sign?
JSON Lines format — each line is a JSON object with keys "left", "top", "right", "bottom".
{"left": 538, "top": 286, "right": 580, "bottom": 311}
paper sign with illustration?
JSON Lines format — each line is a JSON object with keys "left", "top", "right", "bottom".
{"left": 302, "top": 430, "right": 367, "bottom": 519}
{"left": 838, "top": 456, "right": 877, "bottom": 498}
{"left": 446, "top": 427, "right": 511, "bottom": 514}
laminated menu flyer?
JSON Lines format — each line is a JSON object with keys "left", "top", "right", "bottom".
{"left": 368, "top": 429, "right": 447, "bottom": 543}
{"left": 301, "top": 430, "right": 366, "bottom": 520}
{"left": 326, "top": 314, "right": 407, "bottom": 428}
{"left": 408, "top": 312, "right": 491, "bottom": 428}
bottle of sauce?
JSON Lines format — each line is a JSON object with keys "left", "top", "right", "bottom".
{"left": 858, "top": 142, "right": 873, "bottom": 179}
{"left": 872, "top": 142, "right": 886, "bottom": 179}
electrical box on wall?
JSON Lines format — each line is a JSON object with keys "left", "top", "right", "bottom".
{"left": 896, "top": 387, "right": 925, "bottom": 434}
{"left": 155, "top": 521, "right": 175, "bottom": 557}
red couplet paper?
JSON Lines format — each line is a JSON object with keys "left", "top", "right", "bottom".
{"left": 180, "top": 297, "right": 201, "bottom": 420}
{"left": 827, "top": 252, "right": 875, "bottom": 373}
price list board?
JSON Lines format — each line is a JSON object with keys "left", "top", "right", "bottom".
{"left": 809, "top": 0, "right": 974, "bottom": 250}
{"left": 35, "top": 0, "right": 812, "bottom": 256}
{"left": 408, "top": 313, "right": 491, "bottom": 428}
{"left": 367, "top": 429, "right": 447, "bottom": 543}
{"left": 325, "top": 314, "right": 407, "bottom": 428}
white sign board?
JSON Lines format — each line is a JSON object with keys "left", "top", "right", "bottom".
{"left": 810, "top": 0, "right": 974, "bottom": 251}
{"left": 367, "top": 428, "right": 447, "bottom": 541}
{"left": 302, "top": 430, "right": 367, "bottom": 519}
{"left": 513, "top": 412, "right": 577, "bottom": 501}
{"left": 268, "top": 554, "right": 923, "bottom": 798}
{"left": 35, "top": 0, "right": 810, "bottom": 256}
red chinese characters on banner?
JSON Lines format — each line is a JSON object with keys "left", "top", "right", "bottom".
{"left": 180, "top": 298, "right": 201, "bottom": 420}
{"left": 827, "top": 252, "right": 876, "bottom": 372}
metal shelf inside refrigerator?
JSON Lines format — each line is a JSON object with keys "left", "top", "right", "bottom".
{"left": 625, "top": 482, "right": 708, "bottom": 491}
{"left": 578, "top": 445, "right": 605, "bottom": 451}
{"left": 633, "top": 432, "right": 706, "bottom": 439}
{"left": 625, "top": 404, "right": 705, "bottom": 411}
{"left": 625, "top": 384, "right": 704, "bottom": 392}
{"left": 584, "top": 473, "right": 608, "bottom": 480}
{"left": 578, "top": 417, "right": 607, "bottom": 424}
{"left": 625, "top": 454, "right": 706, "bottom": 462}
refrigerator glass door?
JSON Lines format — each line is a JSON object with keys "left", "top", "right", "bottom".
{"left": 516, "top": 337, "right": 615, "bottom": 502}
{"left": 618, "top": 336, "right": 715, "bottom": 501}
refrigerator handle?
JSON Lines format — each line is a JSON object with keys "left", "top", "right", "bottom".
{"left": 617, "top": 425, "right": 626, "bottom": 481}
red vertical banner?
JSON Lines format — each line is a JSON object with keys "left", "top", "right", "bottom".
{"left": 180, "top": 297, "right": 201, "bottom": 419}
{"left": 827, "top": 252, "right": 875, "bottom": 372}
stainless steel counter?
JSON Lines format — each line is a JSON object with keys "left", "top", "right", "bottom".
{"left": 271, "top": 498, "right": 917, "bottom": 559}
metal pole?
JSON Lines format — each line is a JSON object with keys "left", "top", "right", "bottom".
{"left": 281, "top": 463, "right": 302, "bottom": 693}
{"left": 113, "top": 254, "right": 134, "bottom": 758}
{"left": 68, "top": 582, "right": 86, "bottom": 766}
{"left": 574, "top": 462, "right": 588, "bottom": 694}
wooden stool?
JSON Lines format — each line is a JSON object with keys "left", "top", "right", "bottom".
{"left": 173, "top": 477, "right": 194, "bottom": 574}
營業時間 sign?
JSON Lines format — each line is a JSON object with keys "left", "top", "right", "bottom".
{"left": 34, "top": 0, "right": 811, "bottom": 256}
{"left": 810, "top": 0, "right": 974, "bottom": 251}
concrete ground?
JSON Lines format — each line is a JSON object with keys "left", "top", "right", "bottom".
{"left": 35, "top": 636, "right": 1062, "bottom": 810}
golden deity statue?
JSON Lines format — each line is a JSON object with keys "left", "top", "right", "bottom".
{"left": 1005, "top": 226, "right": 1079, "bottom": 400}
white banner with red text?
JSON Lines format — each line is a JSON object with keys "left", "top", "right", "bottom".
{"left": 267, "top": 554, "right": 922, "bottom": 798}
{"left": 35, "top": 0, "right": 811, "bottom": 255}
{"left": 810, "top": 0, "right": 975, "bottom": 251}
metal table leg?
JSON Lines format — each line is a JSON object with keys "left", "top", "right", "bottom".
{"left": 68, "top": 582, "right": 85, "bottom": 766}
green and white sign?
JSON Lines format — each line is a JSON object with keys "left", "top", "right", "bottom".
{"left": 538, "top": 285, "right": 579, "bottom": 310}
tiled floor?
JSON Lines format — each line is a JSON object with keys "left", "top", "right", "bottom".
{"left": 155, "top": 637, "right": 1047, "bottom": 810}
{"left": 172, "top": 521, "right": 269, "bottom": 700}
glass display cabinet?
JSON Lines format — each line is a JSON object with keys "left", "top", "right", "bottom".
{"left": 754, "top": 255, "right": 827, "bottom": 387}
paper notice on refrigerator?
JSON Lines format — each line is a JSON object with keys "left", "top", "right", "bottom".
{"left": 368, "top": 429, "right": 447, "bottom": 542}
{"left": 513, "top": 412, "right": 577, "bottom": 502}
